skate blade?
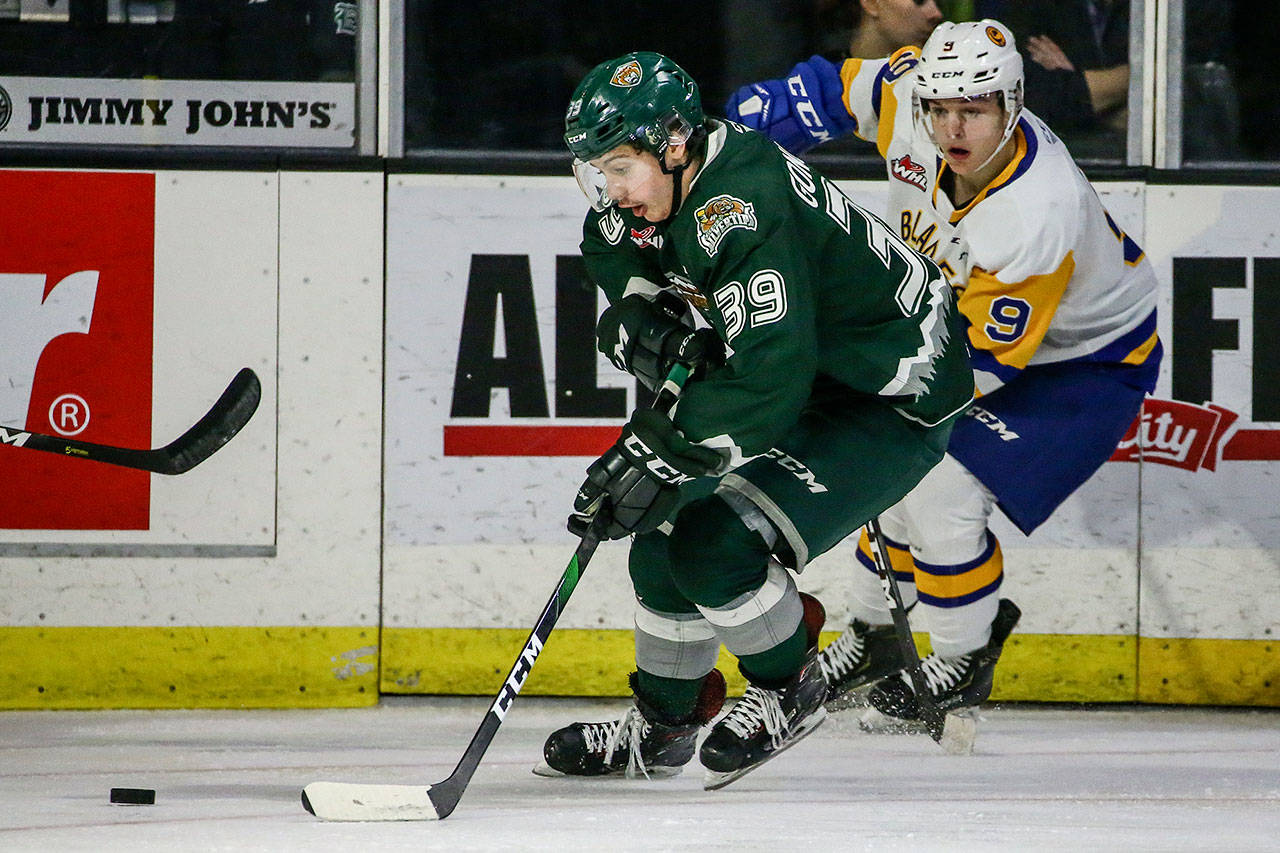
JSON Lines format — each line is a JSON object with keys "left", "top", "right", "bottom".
{"left": 531, "top": 760, "right": 684, "bottom": 780}
{"left": 857, "top": 705, "right": 927, "bottom": 734}
{"left": 703, "top": 706, "right": 827, "bottom": 791}
{"left": 531, "top": 761, "right": 564, "bottom": 778}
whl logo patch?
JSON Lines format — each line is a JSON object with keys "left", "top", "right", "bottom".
{"left": 695, "top": 194, "right": 757, "bottom": 257}
{"left": 630, "top": 225, "right": 662, "bottom": 249}
{"left": 891, "top": 154, "right": 928, "bottom": 191}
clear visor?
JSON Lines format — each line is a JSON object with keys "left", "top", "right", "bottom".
{"left": 570, "top": 110, "right": 695, "bottom": 212}
{"left": 655, "top": 110, "right": 694, "bottom": 149}
{"left": 916, "top": 91, "right": 1004, "bottom": 135}
{"left": 914, "top": 88, "right": 1022, "bottom": 173}
{"left": 573, "top": 157, "right": 612, "bottom": 213}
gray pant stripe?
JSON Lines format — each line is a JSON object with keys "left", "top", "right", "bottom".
{"left": 718, "top": 474, "right": 810, "bottom": 571}
{"left": 696, "top": 562, "right": 804, "bottom": 656}
{"left": 634, "top": 602, "right": 720, "bottom": 680}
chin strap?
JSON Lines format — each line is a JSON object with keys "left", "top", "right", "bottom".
{"left": 969, "top": 114, "right": 1021, "bottom": 174}
{"left": 659, "top": 158, "right": 688, "bottom": 226}
{"left": 656, "top": 127, "right": 705, "bottom": 225}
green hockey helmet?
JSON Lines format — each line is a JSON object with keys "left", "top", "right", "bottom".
{"left": 564, "top": 51, "right": 704, "bottom": 163}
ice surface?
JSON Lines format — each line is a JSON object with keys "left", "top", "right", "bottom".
{"left": 1, "top": 697, "right": 1276, "bottom": 851}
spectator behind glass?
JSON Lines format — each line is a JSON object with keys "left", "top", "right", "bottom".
{"left": 806, "top": 0, "right": 945, "bottom": 155}
{"left": 814, "top": 0, "right": 945, "bottom": 59}
{"left": 1183, "top": 0, "right": 1242, "bottom": 162}
{"left": 158, "top": 0, "right": 356, "bottom": 82}
{"left": 999, "top": 0, "right": 1129, "bottom": 160}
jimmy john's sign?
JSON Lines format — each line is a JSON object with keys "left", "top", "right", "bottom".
{"left": 0, "top": 77, "right": 354, "bottom": 147}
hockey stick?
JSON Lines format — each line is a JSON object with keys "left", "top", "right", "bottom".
{"left": 864, "top": 517, "right": 976, "bottom": 755}
{"left": 301, "top": 363, "right": 692, "bottom": 822}
{"left": 0, "top": 368, "right": 261, "bottom": 475}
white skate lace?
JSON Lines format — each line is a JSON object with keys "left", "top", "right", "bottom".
{"left": 720, "top": 685, "right": 788, "bottom": 749}
{"left": 818, "top": 625, "right": 866, "bottom": 682}
{"left": 918, "top": 652, "right": 972, "bottom": 696}
{"left": 596, "top": 706, "right": 653, "bottom": 779}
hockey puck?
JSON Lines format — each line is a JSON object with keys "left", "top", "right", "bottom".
{"left": 109, "top": 787, "right": 156, "bottom": 805}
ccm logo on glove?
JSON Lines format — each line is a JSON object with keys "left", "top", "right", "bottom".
{"left": 622, "top": 432, "right": 697, "bottom": 485}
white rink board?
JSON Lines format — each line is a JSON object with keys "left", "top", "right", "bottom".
{"left": 383, "top": 174, "right": 622, "bottom": 547}
{"left": 1139, "top": 184, "right": 1280, "bottom": 640}
{"left": 383, "top": 176, "right": 1146, "bottom": 635}
{"left": 0, "top": 171, "right": 384, "bottom": 627}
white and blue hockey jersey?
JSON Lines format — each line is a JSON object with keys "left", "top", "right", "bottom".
{"left": 728, "top": 47, "right": 1161, "bottom": 396}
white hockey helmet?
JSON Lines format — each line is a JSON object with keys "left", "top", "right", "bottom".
{"left": 913, "top": 20, "right": 1024, "bottom": 158}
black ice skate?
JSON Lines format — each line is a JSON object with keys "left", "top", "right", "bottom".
{"left": 699, "top": 651, "right": 829, "bottom": 790}
{"left": 700, "top": 591, "right": 830, "bottom": 790}
{"left": 862, "top": 598, "right": 1021, "bottom": 728}
{"left": 534, "top": 670, "right": 725, "bottom": 779}
{"left": 817, "top": 617, "right": 906, "bottom": 710}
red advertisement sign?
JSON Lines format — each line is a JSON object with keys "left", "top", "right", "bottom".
{"left": 0, "top": 171, "right": 155, "bottom": 529}
{"left": 1111, "top": 398, "right": 1279, "bottom": 470}
{"left": 1111, "top": 399, "right": 1238, "bottom": 471}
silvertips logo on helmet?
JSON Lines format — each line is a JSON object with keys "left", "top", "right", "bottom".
{"left": 986, "top": 25, "right": 1007, "bottom": 47}
{"left": 610, "top": 60, "right": 643, "bottom": 88}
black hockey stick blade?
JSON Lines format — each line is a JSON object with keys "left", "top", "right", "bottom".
{"left": 0, "top": 368, "right": 261, "bottom": 475}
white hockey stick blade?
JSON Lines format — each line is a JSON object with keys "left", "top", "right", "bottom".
{"left": 858, "top": 706, "right": 977, "bottom": 755}
{"left": 301, "top": 782, "right": 440, "bottom": 821}
{"left": 938, "top": 710, "right": 977, "bottom": 755}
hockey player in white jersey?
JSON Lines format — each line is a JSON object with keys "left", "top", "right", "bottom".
{"left": 725, "top": 19, "right": 1162, "bottom": 723}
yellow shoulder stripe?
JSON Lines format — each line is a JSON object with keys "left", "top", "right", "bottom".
{"left": 840, "top": 58, "right": 867, "bottom": 142}
{"left": 876, "top": 76, "right": 899, "bottom": 159}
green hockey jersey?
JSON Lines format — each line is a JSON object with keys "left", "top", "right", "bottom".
{"left": 582, "top": 120, "right": 973, "bottom": 463}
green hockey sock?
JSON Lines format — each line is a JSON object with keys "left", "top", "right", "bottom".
{"left": 736, "top": 620, "right": 809, "bottom": 688}
{"left": 634, "top": 670, "right": 704, "bottom": 720}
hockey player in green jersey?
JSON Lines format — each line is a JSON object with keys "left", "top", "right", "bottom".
{"left": 537, "top": 51, "right": 974, "bottom": 790}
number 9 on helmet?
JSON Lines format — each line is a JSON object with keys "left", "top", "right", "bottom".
{"left": 913, "top": 20, "right": 1024, "bottom": 159}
